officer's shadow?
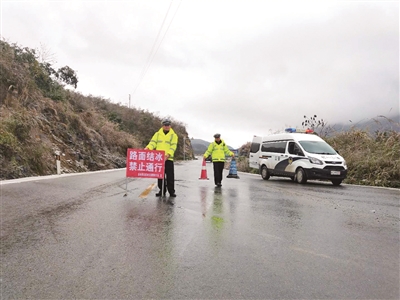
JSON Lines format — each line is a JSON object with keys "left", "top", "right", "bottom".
{"left": 200, "top": 186, "right": 223, "bottom": 218}
{"left": 212, "top": 187, "right": 223, "bottom": 211}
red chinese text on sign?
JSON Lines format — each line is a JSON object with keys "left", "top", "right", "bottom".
{"left": 126, "top": 149, "right": 165, "bottom": 179}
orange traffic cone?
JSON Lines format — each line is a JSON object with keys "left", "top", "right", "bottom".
{"left": 199, "top": 158, "right": 209, "bottom": 180}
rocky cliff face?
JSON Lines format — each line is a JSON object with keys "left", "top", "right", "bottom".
{"left": 1, "top": 96, "right": 134, "bottom": 179}
{"left": 0, "top": 91, "right": 195, "bottom": 179}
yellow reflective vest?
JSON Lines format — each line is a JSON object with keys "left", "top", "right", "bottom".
{"left": 203, "top": 139, "right": 233, "bottom": 162}
{"left": 146, "top": 128, "right": 178, "bottom": 161}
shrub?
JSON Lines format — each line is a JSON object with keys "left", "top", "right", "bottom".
{"left": 0, "top": 126, "right": 19, "bottom": 158}
{"left": 326, "top": 129, "right": 399, "bottom": 188}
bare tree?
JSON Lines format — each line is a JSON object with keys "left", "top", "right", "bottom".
{"left": 38, "top": 43, "right": 57, "bottom": 65}
{"left": 302, "top": 115, "right": 332, "bottom": 137}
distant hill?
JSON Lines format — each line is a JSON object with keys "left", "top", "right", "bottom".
{"left": 190, "top": 138, "right": 235, "bottom": 155}
{"left": 190, "top": 139, "right": 210, "bottom": 155}
{"left": 320, "top": 114, "right": 400, "bottom": 137}
{"left": 335, "top": 114, "right": 399, "bottom": 132}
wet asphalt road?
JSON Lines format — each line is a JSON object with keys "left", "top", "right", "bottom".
{"left": 1, "top": 159, "right": 399, "bottom": 299}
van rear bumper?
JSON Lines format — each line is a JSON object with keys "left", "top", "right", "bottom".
{"left": 305, "top": 168, "right": 347, "bottom": 180}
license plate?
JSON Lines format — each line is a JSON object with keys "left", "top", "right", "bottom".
{"left": 331, "top": 171, "right": 341, "bottom": 175}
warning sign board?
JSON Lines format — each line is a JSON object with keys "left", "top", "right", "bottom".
{"left": 126, "top": 149, "right": 165, "bottom": 179}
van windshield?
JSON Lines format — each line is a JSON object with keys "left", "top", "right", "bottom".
{"left": 298, "top": 141, "right": 337, "bottom": 155}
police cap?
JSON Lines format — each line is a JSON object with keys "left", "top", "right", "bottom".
{"left": 161, "top": 118, "right": 171, "bottom": 126}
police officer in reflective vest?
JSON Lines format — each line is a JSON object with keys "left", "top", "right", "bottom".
{"left": 145, "top": 118, "right": 178, "bottom": 197}
{"left": 203, "top": 133, "right": 234, "bottom": 187}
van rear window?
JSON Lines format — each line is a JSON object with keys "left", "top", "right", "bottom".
{"left": 261, "top": 141, "right": 286, "bottom": 153}
{"left": 250, "top": 142, "right": 260, "bottom": 153}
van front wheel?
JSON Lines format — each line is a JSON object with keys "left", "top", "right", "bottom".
{"left": 295, "top": 168, "right": 307, "bottom": 184}
{"left": 261, "top": 166, "right": 270, "bottom": 180}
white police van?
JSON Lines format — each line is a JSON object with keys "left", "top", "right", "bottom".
{"left": 249, "top": 128, "right": 347, "bottom": 186}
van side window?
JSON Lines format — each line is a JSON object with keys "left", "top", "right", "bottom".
{"left": 288, "top": 142, "right": 304, "bottom": 156}
{"left": 250, "top": 142, "right": 260, "bottom": 153}
{"left": 261, "top": 141, "right": 286, "bottom": 154}
{"left": 293, "top": 143, "right": 304, "bottom": 156}
{"left": 288, "top": 142, "right": 295, "bottom": 154}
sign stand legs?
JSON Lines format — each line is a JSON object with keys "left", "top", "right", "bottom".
{"left": 124, "top": 177, "right": 128, "bottom": 197}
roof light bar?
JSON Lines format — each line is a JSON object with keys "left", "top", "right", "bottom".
{"left": 285, "top": 128, "right": 314, "bottom": 134}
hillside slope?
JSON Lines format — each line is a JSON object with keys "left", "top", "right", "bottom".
{"left": 0, "top": 40, "right": 194, "bottom": 179}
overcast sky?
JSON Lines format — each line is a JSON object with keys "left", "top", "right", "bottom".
{"left": 1, "top": 0, "right": 399, "bottom": 148}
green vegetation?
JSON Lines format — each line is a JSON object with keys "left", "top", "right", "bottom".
{"left": 327, "top": 128, "right": 400, "bottom": 188}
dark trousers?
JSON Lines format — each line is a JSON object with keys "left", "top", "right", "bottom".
{"left": 213, "top": 162, "right": 225, "bottom": 185}
{"left": 158, "top": 160, "right": 175, "bottom": 195}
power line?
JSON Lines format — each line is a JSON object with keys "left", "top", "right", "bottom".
{"left": 132, "top": 0, "right": 181, "bottom": 96}
{"left": 142, "top": 0, "right": 182, "bottom": 78}
{"left": 137, "top": 1, "right": 173, "bottom": 85}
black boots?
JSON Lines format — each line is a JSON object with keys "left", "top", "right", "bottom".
{"left": 156, "top": 191, "right": 176, "bottom": 197}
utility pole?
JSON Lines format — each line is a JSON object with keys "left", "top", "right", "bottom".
{"left": 129, "top": 94, "right": 131, "bottom": 108}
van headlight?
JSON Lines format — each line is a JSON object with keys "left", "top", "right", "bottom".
{"left": 343, "top": 160, "right": 347, "bottom": 168}
{"left": 308, "top": 157, "right": 323, "bottom": 165}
